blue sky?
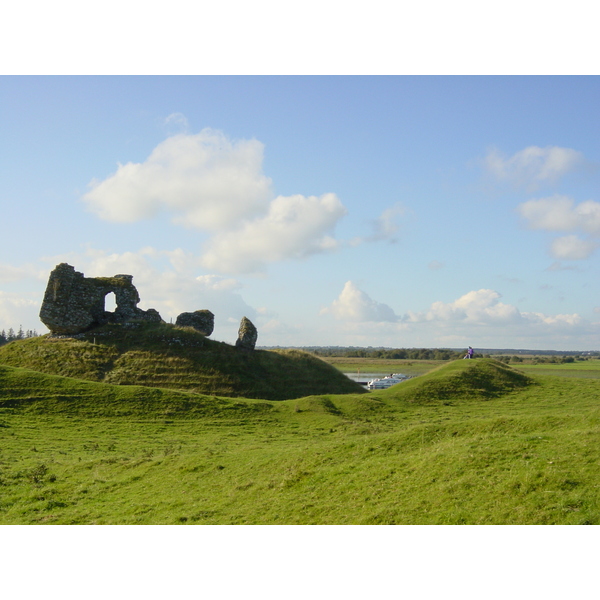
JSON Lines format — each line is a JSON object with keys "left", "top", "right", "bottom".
{"left": 1, "top": 76, "right": 599, "bottom": 350}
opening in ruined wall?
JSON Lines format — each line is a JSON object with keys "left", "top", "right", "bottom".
{"left": 105, "top": 292, "right": 117, "bottom": 313}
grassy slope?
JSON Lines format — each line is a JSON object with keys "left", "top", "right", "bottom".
{"left": 1, "top": 358, "right": 599, "bottom": 524}
{"left": 379, "top": 358, "right": 534, "bottom": 403}
{"left": 0, "top": 323, "right": 365, "bottom": 400}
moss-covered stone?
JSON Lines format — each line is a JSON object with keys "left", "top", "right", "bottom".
{"left": 175, "top": 310, "right": 214, "bottom": 336}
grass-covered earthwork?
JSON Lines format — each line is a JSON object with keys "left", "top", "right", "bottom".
{"left": 1, "top": 355, "right": 599, "bottom": 524}
{"left": 0, "top": 323, "right": 365, "bottom": 400}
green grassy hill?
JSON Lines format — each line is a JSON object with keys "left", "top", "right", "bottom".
{"left": 380, "top": 358, "right": 534, "bottom": 403}
{"left": 0, "top": 322, "right": 365, "bottom": 400}
{"left": 1, "top": 357, "right": 599, "bottom": 524}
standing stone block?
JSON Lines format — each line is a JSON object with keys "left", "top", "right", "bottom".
{"left": 235, "top": 316, "right": 258, "bottom": 351}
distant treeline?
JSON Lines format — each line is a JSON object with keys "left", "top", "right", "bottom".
{"left": 0, "top": 326, "right": 40, "bottom": 346}
{"left": 310, "top": 347, "right": 474, "bottom": 360}
{"left": 497, "top": 354, "right": 599, "bottom": 364}
{"left": 266, "top": 346, "right": 600, "bottom": 362}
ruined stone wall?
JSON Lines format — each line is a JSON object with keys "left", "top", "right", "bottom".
{"left": 40, "top": 263, "right": 163, "bottom": 335}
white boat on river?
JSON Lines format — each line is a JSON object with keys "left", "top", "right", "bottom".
{"left": 367, "top": 374, "right": 408, "bottom": 390}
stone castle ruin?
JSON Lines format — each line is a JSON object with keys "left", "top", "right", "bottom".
{"left": 39, "top": 263, "right": 162, "bottom": 335}
{"left": 39, "top": 263, "right": 256, "bottom": 349}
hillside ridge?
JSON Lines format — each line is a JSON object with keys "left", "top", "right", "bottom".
{"left": 0, "top": 322, "right": 366, "bottom": 401}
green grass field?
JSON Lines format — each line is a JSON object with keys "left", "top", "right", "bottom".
{"left": 516, "top": 361, "right": 600, "bottom": 379}
{"left": 1, "top": 356, "right": 599, "bottom": 524}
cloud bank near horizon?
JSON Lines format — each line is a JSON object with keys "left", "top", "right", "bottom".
{"left": 2, "top": 255, "right": 598, "bottom": 349}
{"left": 320, "top": 282, "right": 596, "bottom": 347}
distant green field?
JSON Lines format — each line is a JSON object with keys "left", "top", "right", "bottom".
{"left": 1, "top": 358, "right": 599, "bottom": 524}
{"left": 322, "top": 356, "right": 446, "bottom": 377}
{"left": 515, "top": 360, "right": 600, "bottom": 379}
{"left": 326, "top": 356, "right": 600, "bottom": 382}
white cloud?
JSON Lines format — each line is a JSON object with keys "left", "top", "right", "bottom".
{"left": 406, "top": 288, "right": 587, "bottom": 331}
{"left": 200, "top": 193, "right": 347, "bottom": 273}
{"left": 551, "top": 235, "right": 598, "bottom": 260}
{"left": 82, "top": 129, "right": 350, "bottom": 275}
{"left": 366, "top": 203, "right": 406, "bottom": 242}
{"left": 518, "top": 195, "right": 600, "bottom": 260}
{"left": 83, "top": 128, "right": 273, "bottom": 230}
{"left": 522, "top": 311, "right": 583, "bottom": 327}
{"left": 349, "top": 203, "right": 407, "bottom": 246}
{"left": 320, "top": 281, "right": 398, "bottom": 322}
{"left": 164, "top": 112, "right": 189, "bottom": 134}
{"left": 373, "top": 204, "right": 404, "bottom": 239}
{"left": 518, "top": 195, "right": 600, "bottom": 236}
{"left": 484, "top": 146, "right": 585, "bottom": 190}
{"left": 409, "top": 289, "right": 521, "bottom": 325}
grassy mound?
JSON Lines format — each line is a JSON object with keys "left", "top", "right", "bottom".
{"left": 378, "top": 358, "right": 534, "bottom": 404}
{"left": 1, "top": 359, "right": 599, "bottom": 524}
{"left": 0, "top": 323, "right": 366, "bottom": 400}
{"left": 0, "top": 363, "right": 276, "bottom": 418}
